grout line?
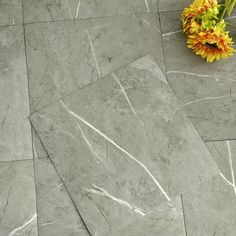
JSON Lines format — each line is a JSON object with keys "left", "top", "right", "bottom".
{"left": 21, "top": 1, "right": 40, "bottom": 235}
{"left": 0, "top": 158, "right": 34, "bottom": 164}
{"left": 158, "top": 10, "right": 168, "bottom": 77}
{"left": 0, "top": 23, "right": 22, "bottom": 28}
{"left": 205, "top": 138, "right": 236, "bottom": 143}
{"left": 159, "top": 9, "right": 183, "bottom": 14}
{"left": 181, "top": 195, "right": 188, "bottom": 236}
{"left": 23, "top": 12, "right": 159, "bottom": 26}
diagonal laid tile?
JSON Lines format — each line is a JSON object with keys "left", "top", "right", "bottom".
{"left": 161, "top": 11, "right": 236, "bottom": 141}
{"left": 25, "top": 14, "right": 164, "bottom": 113}
{"left": 31, "top": 55, "right": 219, "bottom": 235}
{"left": 23, "top": 0, "right": 158, "bottom": 23}
{"left": 0, "top": 25, "right": 33, "bottom": 161}
{"left": 0, "top": 160, "right": 38, "bottom": 235}
{"left": 35, "top": 157, "right": 89, "bottom": 236}
{"left": 0, "top": 0, "right": 22, "bottom": 26}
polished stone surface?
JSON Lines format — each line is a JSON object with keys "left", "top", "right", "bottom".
{"left": 0, "top": 160, "right": 38, "bottom": 235}
{"left": 35, "top": 157, "right": 89, "bottom": 236}
{"left": 31, "top": 55, "right": 219, "bottom": 235}
{"left": 111, "top": 198, "right": 185, "bottom": 236}
{"left": 1, "top": 1, "right": 236, "bottom": 235}
{"left": 159, "top": 0, "right": 192, "bottom": 12}
{"left": 182, "top": 174, "right": 236, "bottom": 236}
{"left": 182, "top": 140, "right": 236, "bottom": 235}
{"left": 0, "top": 0, "right": 22, "bottom": 26}
{"left": 23, "top": 0, "right": 158, "bottom": 23}
{"left": 0, "top": 25, "right": 33, "bottom": 161}
{"left": 25, "top": 14, "right": 164, "bottom": 113}
{"left": 161, "top": 11, "right": 236, "bottom": 141}
{"left": 206, "top": 140, "right": 236, "bottom": 191}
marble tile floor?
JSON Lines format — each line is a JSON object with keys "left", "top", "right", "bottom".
{"left": 1, "top": 0, "right": 236, "bottom": 235}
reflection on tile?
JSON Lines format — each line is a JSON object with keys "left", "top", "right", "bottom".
{"left": 0, "top": 160, "right": 38, "bottom": 235}
{"left": 0, "top": 0, "right": 22, "bottom": 26}
{"left": 23, "top": 0, "right": 158, "bottom": 23}
{"left": 25, "top": 14, "right": 164, "bottom": 112}
{"left": 31, "top": 55, "right": 218, "bottom": 235}
{"left": 0, "top": 25, "right": 33, "bottom": 161}
{"left": 161, "top": 11, "right": 236, "bottom": 141}
{"left": 182, "top": 175, "right": 236, "bottom": 236}
{"left": 159, "top": 0, "right": 192, "bottom": 12}
{"left": 35, "top": 158, "right": 89, "bottom": 236}
{"left": 111, "top": 197, "right": 185, "bottom": 236}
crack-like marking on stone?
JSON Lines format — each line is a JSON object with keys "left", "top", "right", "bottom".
{"left": 33, "top": 144, "right": 38, "bottom": 158}
{"left": 60, "top": 100, "right": 171, "bottom": 201}
{"left": 66, "top": 0, "right": 73, "bottom": 19}
{"left": 162, "top": 30, "right": 182, "bottom": 37}
{"left": 39, "top": 183, "right": 63, "bottom": 202}
{"left": 77, "top": 124, "right": 108, "bottom": 167}
{"left": 40, "top": 220, "right": 58, "bottom": 226}
{"left": 167, "top": 71, "right": 211, "bottom": 78}
{"left": 0, "top": 187, "right": 12, "bottom": 223}
{"left": 75, "top": 0, "right": 81, "bottom": 19}
{"left": 112, "top": 73, "right": 145, "bottom": 127}
{"left": 86, "top": 184, "right": 146, "bottom": 216}
{"left": 142, "top": 19, "right": 161, "bottom": 33}
{"left": 227, "top": 141, "right": 236, "bottom": 196}
{"left": 183, "top": 94, "right": 232, "bottom": 106}
{"left": 144, "top": 0, "right": 150, "bottom": 13}
{"left": 86, "top": 30, "right": 101, "bottom": 78}
{"left": 9, "top": 214, "right": 37, "bottom": 236}
{"left": 220, "top": 172, "right": 234, "bottom": 187}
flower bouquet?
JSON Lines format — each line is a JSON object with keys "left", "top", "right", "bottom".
{"left": 182, "top": 0, "right": 236, "bottom": 62}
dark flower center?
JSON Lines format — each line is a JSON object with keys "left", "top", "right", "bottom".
{"left": 205, "top": 42, "right": 218, "bottom": 48}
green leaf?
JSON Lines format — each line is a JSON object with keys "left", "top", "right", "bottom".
{"left": 225, "top": 0, "right": 236, "bottom": 16}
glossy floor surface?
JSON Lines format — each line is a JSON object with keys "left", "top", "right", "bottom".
{"left": 0, "top": 0, "right": 236, "bottom": 235}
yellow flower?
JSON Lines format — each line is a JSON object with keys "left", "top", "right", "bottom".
{"left": 187, "top": 26, "right": 235, "bottom": 62}
{"left": 182, "top": 0, "right": 218, "bottom": 34}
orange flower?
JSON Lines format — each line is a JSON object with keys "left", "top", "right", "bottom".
{"left": 187, "top": 28, "right": 235, "bottom": 62}
{"left": 182, "top": 0, "right": 218, "bottom": 34}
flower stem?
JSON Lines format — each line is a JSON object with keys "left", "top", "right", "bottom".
{"left": 220, "top": 0, "right": 234, "bottom": 20}
{"left": 226, "top": 21, "right": 236, "bottom": 28}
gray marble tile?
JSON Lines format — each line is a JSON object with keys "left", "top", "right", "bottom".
{"left": 31, "top": 55, "right": 219, "bottom": 235}
{"left": 182, "top": 174, "right": 236, "bottom": 236}
{"left": 159, "top": 0, "right": 192, "bottom": 12}
{"left": 35, "top": 157, "right": 89, "bottom": 236}
{"left": 25, "top": 14, "right": 164, "bottom": 113}
{"left": 0, "top": 25, "right": 33, "bottom": 161}
{"left": 161, "top": 12, "right": 236, "bottom": 141}
{"left": 160, "top": 11, "right": 182, "bottom": 35}
{"left": 111, "top": 198, "right": 185, "bottom": 236}
{"left": 0, "top": 0, "right": 22, "bottom": 26}
{"left": 23, "top": 0, "right": 158, "bottom": 23}
{"left": 182, "top": 140, "right": 236, "bottom": 235}
{"left": 0, "top": 160, "right": 38, "bottom": 235}
{"left": 206, "top": 140, "right": 236, "bottom": 193}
